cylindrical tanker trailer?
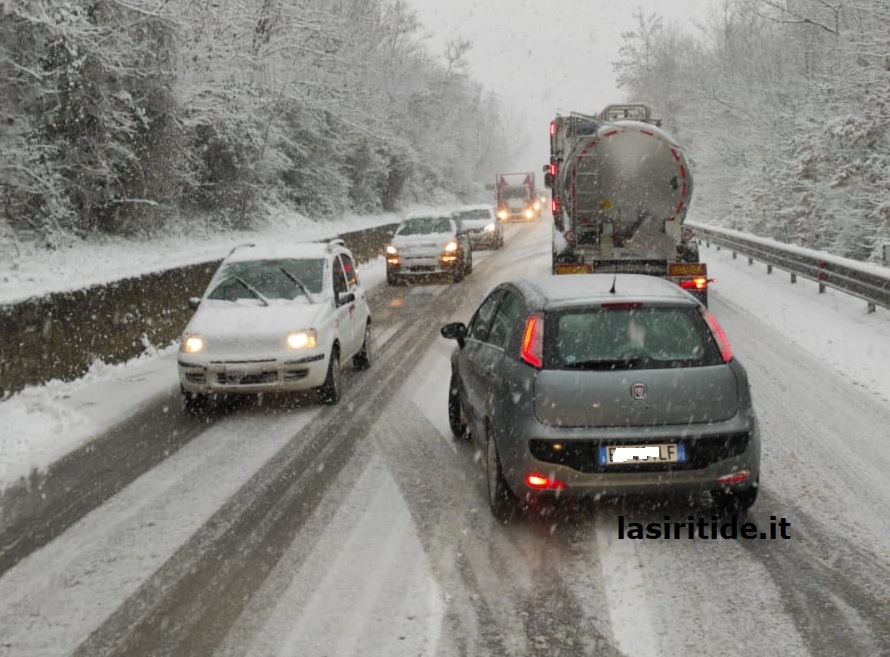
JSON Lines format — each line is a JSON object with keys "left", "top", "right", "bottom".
{"left": 544, "top": 104, "right": 708, "bottom": 305}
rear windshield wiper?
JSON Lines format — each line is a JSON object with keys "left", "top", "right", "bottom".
{"left": 233, "top": 276, "right": 270, "bottom": 306}
{"left": 562, "top": 357, "right": 645, "bottom": 370}
{"left": 278, "top": 267, "right": 315, "bottom": 303}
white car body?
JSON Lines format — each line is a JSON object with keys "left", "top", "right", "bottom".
{"left": 452, "top": 204, "right": 503, "bottom": 250}
{"left": 178, "top": 240, "right": 371, "bottom": 405}
{"left": 386, "top": 214, "right": 472, "bottom": 283}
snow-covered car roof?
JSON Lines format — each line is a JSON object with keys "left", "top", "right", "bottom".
{"left": 516, "top": 273, "right": 697, "bottom": 309}
{"left": 224, "top": 241, "right": 343, "bottom": 263}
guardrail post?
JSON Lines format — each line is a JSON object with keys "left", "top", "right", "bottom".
{"left": 790, "top": 272, "right": 797, "bottom": 283}
{"left": 732, "top": 251, "right": 737, "bottom": 259}
{"left": 867, "top": 301, "right": 876, "bottom": 314}
{"left": 767, "top": 264, "right": 773, "bottom": 274}
{"left": 748, "top": 256, "right": 754, "bottom": 265}
{"left": 818, "top": 260, "right": 827, "bottom": 293}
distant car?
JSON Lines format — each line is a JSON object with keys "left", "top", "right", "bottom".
{"left": 178, "top": 239, "right": 372, "bottom": 412}
{"left": 452, "top": 205, "right": 504, "bottom": 250}
{"left": 385, "top": 213, "right": 472, "bottom": 284}
{"left": 441, "top": 274, "right": 760, "bottom": 519}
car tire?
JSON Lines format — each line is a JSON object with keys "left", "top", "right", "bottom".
{"left": 182, "top": 388, "right": 210, "bottom": 416}
{"left": 318, "top": 348, "right": 341, "bottom": 405}
{"left": 466, "top": 251, "right": 473, "bottom": 275}
{"left": 447, "top": 373, "right": 468, "bottom": 439}
{"left": 452, "top": 263, "right": 465, "bottom": 283}
{"left": 386, "top": 270, "right": 400, "bottom": 286}
{"left": 353, "top": 322, "right": 372, "bottom": 370}
{"left": 711, "top": 483, "right": 758, "bottom": 512}
{"left": 486, "top": 428, "right": 517, "bottom": 520}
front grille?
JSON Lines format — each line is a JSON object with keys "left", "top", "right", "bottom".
{"left": 528, "top": 433, "right": 751, "bottom": 473}
{"left": 217, "top": 371, "right": 277, "bottom": 385}
{"left": 185, "top": 373, "right": 206, "bottom": 384}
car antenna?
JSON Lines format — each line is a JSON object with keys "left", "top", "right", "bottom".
{"left": 609, "top": 273, "right": 617, "bottom": 294}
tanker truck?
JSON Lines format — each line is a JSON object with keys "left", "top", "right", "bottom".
{"left": 544, "top": 103, "right": 708, "bottom": 305}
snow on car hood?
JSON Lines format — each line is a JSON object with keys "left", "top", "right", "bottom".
{"left": 184, "top": 298, "right": 327, "bottom": 338}
{"left": 391, "top": 233, "right": 454, "bottom": 252}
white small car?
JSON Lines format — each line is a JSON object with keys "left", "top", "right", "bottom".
{"left": 178, "top": 239, "right": 371, "bottom": 412}
{"left": 453, "top": 204, "right": 504, "bottom": 250}
{"left": 385, "top": 213, "right": 472, "bottom": 285}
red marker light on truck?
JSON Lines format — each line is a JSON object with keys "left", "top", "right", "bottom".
{"left": 520, "top": 313, "right": 544, "bottom": 368}
{"left": 549, "top": 121, "right": 557, "bottom": 136}
{"left": 679, "top": 277, "right": 708, "bottom": 290}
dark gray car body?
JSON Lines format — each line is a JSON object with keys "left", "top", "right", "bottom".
{"left": 444, "top": 274, "right": 760, "bottom": 511}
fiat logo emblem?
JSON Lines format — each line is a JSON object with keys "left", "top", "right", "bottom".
{"left": 631, "top": 382, "right": 647, "bottom": 400}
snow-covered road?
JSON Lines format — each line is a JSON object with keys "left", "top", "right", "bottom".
{"left": 1, "top": 220, "right": 888, "bottom": 656}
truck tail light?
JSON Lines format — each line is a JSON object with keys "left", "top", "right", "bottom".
{"left": 700, "top": 308, "right": 733, "bottom": 362}
{"left": 551, "top": 198, "right": 560, "bottom": 214}
{"left": 520, "top": 313, "right": 544, "bottom": 368}
{"left": 680, "top": 277, "right": 708, "bottom": 290}
{"left": 549, "top": 121, "right": 557, "bottom": 136}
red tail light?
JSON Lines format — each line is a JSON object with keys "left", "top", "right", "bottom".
{"left": 551, "top": 198, "right": 560, "bottom": 214}
{"left": 700, "top": 308, "right": 733, "bottom": 362}
{"left": 549, "top": 121, "right": 557, "bottom": 136}
{"left": 526, "top": 473, "right": 566, "bottom": 490}
{"left": 680, "top": 277, "right": 708, "bottom": 290}
{"left": 520, "top": 313, "right": 544, "bottom": 368}
{"left": 549, "top": 161, "right": 558, "bottom": 176}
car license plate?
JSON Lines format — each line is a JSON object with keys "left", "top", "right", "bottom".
{"left": 599, "top": 443, "right": 685, "bottom": 465}
{"left": 224, "top": 369, "right": 246, "bottom": 383}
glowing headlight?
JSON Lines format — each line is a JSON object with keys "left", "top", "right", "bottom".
{"left": 182, "top": 335, "right": 204, "bottom": 353}
{"left": 533, "top": 200, "right": 541, "bottom": 210}
{"left": 524, "top": 208, "right": 534, "bottom": 219}
{"left": 287, "top": 329, "right": 318, "bottom": 349}
{"left": 443, "top": 241, "right": 459, "bottom": 253}
{"left": 483, "top": 223, "right": 496, "bottom": 232}
{"left": 497, "top": 209, "right": 508, "bottom": 220}
{"left": 385, "top": 244, "right": 398, "bottom": 255}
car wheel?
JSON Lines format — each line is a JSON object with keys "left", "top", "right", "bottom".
{"left": 452, "top": 263, "right": 465, "bottom": 283}
{"left": 318, "top": 348, "right": 341, "bottom": 405}
{"left": 466, "top": 251, "right": 473, "bottom": 275}
{"left": 496, "top": 233, "right": 504, "bottom": 249}
{"left": 447, "top": 373, "right": 468, "bottom": 439}
{"left": 486, "top": 428, "right": 516, "bottom": 520}
{"left": 711, "top": 483, "right": 758, "bottom": 512}
{"left": 182, "top": 388, "right": 210, "bottom": 416}
{"left": 386, "top": 270, "right": 400, "bottom": 286}
{"left": 353, "top": 322, "right": 372, "bottom": 370}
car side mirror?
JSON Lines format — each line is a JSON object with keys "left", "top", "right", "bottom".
{"left": 440, "top": 322, "right": 468, "bottom": 348}
{"left": 337, "top": 291, "right": 355, "bottom": 306}
{"left": 188, "top": 297, "right": 201, "bottom": 310}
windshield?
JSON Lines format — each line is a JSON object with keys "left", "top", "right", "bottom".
{"left": 207, "top": 258, "right": 324, "bottom": 301}
{"left": 551, "top": 306, "right": 721, "bottom": 369}
{"left": 500, "top": 187, "right": 530, "bottom": 200}
{"left": 455, "top": 209, "right": 492, "bottom": 222}
{"left": 396, "top": 217, "right": 453, "bottom": 235}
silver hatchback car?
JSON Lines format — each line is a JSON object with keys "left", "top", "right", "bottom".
{"left": 441, "top": 274, "right": 760, "bottom": 518}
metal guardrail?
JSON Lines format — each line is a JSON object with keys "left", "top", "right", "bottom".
{"left": 687, "top": 222, "right": 890, "bottom": 313}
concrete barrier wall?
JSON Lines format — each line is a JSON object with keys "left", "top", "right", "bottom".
{"left": 0, "top": 223, "right": 397, "bottom": 397}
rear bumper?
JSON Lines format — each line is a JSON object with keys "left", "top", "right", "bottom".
{"left": 499, "top": 411, "right": 761, "bottom": 499}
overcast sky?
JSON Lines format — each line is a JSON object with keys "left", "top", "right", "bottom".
{"left": 407, "top": 0, "right": 716, "bottom": 171}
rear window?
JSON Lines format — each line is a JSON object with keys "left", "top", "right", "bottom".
{"left": 547, "top": 305, "right": 722, "bottom": 370}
